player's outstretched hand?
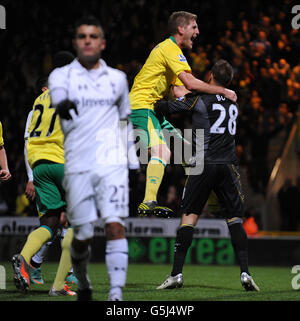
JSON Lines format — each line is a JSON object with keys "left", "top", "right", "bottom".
{"left": 224, "top": 89, "right": 237, "bottom": 102}
{"left": 0, "top": 169, "right": 11, "bottom": 181}
{"left": 25, "top": 181, "right": 35, "bottom": 201}
{"left": 56, "top": 99, "right": 78, "bottom": 120}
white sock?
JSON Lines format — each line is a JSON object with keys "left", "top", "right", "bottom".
{"left": 109, "top": 286, "right": 122, "bottom": 301}
{"left": 105, "top": 238, "right": 128, "bottom": 289}
{"left": 61, "top": 228, "right": 68, "bottom": 238}
{"left": 31, "top": 241, "right": 52, "bottom": 265}
{"left": 70, "top": 244, "right": 91, "bottom": 290}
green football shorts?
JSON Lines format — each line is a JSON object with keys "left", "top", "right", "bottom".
{"left": 33, "top": 162, "right": 66, "bottom": 218}
{"left": 130, "top": 108, "right": 187, "bottom": 150}
{"left": 130, "top": 109, "right": 166, "bottom": 149}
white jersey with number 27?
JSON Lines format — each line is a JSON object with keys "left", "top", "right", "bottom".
{"left": 48, "top": 58, "right": 131, "bottom": 174}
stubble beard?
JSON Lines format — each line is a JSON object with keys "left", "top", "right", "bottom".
{"left": 78, "top": 53, "right": 100, "bottom": 69}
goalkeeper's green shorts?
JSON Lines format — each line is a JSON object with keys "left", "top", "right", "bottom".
{"left": 33, "top": 161, "right": 66, "bottom": 218}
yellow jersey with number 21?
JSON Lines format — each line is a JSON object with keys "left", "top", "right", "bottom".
{"left": 27, "top": 89, "right": 64, "bottom": 168}
{"left": 129, "top": 37, "right": 191, "bottom": 111}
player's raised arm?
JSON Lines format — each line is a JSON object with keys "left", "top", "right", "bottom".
{"left": 178, "top": 71, "right": 237, "bottom": 102}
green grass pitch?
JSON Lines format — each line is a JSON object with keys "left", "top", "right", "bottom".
{"left": 0, "top": 262, "right": 299, "bottom": 301}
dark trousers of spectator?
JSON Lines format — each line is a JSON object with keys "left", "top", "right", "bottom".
{"left": 280, "top": 210, "right": 298, "bottom": 231}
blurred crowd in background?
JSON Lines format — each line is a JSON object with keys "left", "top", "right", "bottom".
{"left": 0, "top": 0, "right": 299, "bottom": 230}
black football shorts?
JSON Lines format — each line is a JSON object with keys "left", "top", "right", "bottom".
{"left": 181, "top": 163, "right": 244, "bottom": 219}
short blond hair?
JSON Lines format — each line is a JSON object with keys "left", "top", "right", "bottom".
{"left": 168, "top": 11, "right": 197, "bottom": 35}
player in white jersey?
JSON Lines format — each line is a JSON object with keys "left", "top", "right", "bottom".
{"left": 49, "top": 16, "right": 133, "bottom": 301}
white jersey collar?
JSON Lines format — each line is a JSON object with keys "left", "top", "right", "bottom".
{"left": 72, "top": 58, "right": 108, "bottom": 77}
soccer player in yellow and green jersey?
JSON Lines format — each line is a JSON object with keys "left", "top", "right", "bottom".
{"left": 27, "top": 89, "right": 64, "bottom": 168}
{"left": 0, "top": 121, "right": 11, "bottom": 181}
{"left": 129, "top": 11, "right": 237, "bottom": 217}
{"left": 130, "top": 37, "right": 191, "bottom": 111}
{"left": 12, "top": 51, "right": 76, "bottom": 296}
{"left": 26, "top": 87, "right": 66, "bottom": 222}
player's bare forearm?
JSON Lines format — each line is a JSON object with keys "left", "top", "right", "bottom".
{"left": 25, "top": 181, "right": 35, "bottom": 200}
{"left": 0, "top": 147, "right": 11, "bottom": 181}
{"left": 0, "top": 147, "right": 9, "bottom": 171}
{"left": 178, "top": 72, "right": 237, "bottom": 102}
{"left": 171, "top": 85, "right": 191, "bottom": 99}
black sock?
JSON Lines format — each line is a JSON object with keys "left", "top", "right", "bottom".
{"left": 171, "top": 225, "right": 194, "bottom": 276}
{"left": 228, "top": 222, "right": 249, "bottom": 275}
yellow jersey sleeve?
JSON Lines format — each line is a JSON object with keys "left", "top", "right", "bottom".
{"left": 173, "top": 77, "right": 185, "bottom": 87}
{"left": 27, "top": 89, "right": 64, "bottom": 168}
{"left": 161, "top": 40, "right": 191, "bottom": 78}
{"left": 129, "top": 38, "right": 191, "bottom": 110}
{"left": 0, "top": 122, "right": 4, "bottom": 146}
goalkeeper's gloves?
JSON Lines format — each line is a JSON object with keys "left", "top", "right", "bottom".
{"left": 56, "top": 99, "right": 78, "bottom": 120}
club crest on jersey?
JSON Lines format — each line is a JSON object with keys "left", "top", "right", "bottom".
{"left": 178, "top": 54, "right": 187, "bottom": 62}
{"left": 176, "top": 96, "right": 185, "bottom": 102}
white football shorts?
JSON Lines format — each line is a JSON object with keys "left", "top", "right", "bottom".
{"left": 63, "top": 165, "right": 129, "bottom": 227}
